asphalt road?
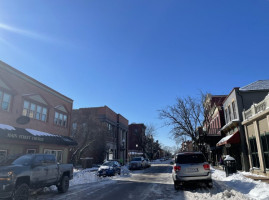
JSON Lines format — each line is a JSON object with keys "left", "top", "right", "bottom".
{"left": 31, "top": 163, "right": 179, "bottom": 200}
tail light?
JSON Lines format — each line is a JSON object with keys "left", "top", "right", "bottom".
{"left": 174, "top": 166, "right": 181, "bottom": 171}
{"left": 203, "top": 164, "right": 210, "bottom": 170}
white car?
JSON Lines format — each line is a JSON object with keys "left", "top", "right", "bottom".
{"left": 129, "top": 157, "right": 146, "bottom": 170}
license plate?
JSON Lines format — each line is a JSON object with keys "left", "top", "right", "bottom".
{"left": 186, "top": 168, "right": 198, "bottom": 172}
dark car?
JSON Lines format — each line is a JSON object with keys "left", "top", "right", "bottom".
{"left": 97, "top": 161, "right": 121, "bottom": 177}
{"left": 0, "top": 154, "right": 73, "bottom": 199}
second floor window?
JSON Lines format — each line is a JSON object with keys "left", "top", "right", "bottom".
{"left": 228, "top": 105, "right": 232, "bottom": 122}
{"left": 22, "top": 100, "right": 47, "bottom": 122}
{"left": 0, "top": 90, "right": 11, "bottom": 111}
{"left": 232, "top": 101, "right": 237, "bottom": 120}
{"left": 54, "top": 111, "right": 67, "bottom": 127}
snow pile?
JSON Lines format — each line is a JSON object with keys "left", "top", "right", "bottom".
{"left": 212, "top": 167, "right": 269, "bottom": 200}
{"left": 70, "top": 168, "right": 100, "bottom": 186}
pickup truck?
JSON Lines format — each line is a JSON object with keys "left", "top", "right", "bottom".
{"left": 0, "top": 154, "right": 73, "bottom": 200}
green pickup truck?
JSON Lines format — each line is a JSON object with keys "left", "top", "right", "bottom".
{"left": 0, "top": 154, "right": 73, "bottom": 200}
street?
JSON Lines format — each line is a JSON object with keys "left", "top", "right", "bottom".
{"left": 30, "top": 163, "right": 251, "bottom": 200}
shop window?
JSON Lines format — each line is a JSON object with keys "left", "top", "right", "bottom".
{"left": 44, "top": 149, "right": 63, "bottom": 163}
{"left": 249, "top": 137, "right": 260, "bottom": 168}
{"left": 26, "top": 149, "right": 36, "bottom": 154}
{"left": 54, "top": 111, "right": 67, "bottom": 127}
{"left": 22, "top": 100, "right": 47, "bottom": 122}
{"left": 0, "top": 150, "right": 7, "bottom": 162}
{"left": 261, "top": 133, "right": 269, "bottom": 169}
{"left": 0, "top": 90, "right": 11, "bottom": 111}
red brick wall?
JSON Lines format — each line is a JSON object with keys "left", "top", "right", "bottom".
{"left": 0, "top": 62, "right": 73, "bottom": 137}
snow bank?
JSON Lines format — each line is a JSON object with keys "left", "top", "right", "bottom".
{"left": 212, "top": 167, "right": 269, "bottom": 200}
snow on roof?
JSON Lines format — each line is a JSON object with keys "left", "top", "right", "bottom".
{"left": 26, "top": 128, "right": 56, "bottom": 137}
{"left": 0, "top": 124, "right": 15, "bottom": 131}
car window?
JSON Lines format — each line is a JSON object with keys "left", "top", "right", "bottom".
{"left": 13, "top": 154, "right": 33, "bottom": 166}
{"left": 176, "top": 154, "right": 206, "bottom": 164}
{"left": 44, "top": 154, "right": 56, "bottom": 164}
{"left": 102, "top": 161, "right": 113, "bottom": 166}
{"left": 132, "top": 157, "right": 142, "bottom": 161}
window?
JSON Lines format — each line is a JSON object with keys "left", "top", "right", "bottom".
{"left": 22, "top": 100, "right": 47, "bottom": 122}
{"left": 249, "top": 138, "right": 260, "bottom": 168}
{"left": 44, "top": 149, "right": 63, "bottom": 163}
{"left": 228, "top": 105, "right": 232, "bottom": 122}
{"left": 232, "top": 101, "right": 237, "bottom": 120}
{"left": 26, "top": 149, "right": 36, "bottom": 154}
{"left": 72, "top": 122, "right": 77, "bottom": 130}
{"left": 225, "top": 109, "right": 228, "bottom": 123}
{"left": 0, "top": 90, "right": 11, "bottom": 111}
{"left": 54, "top": 111, "right": 67, "bottom": 127}
{"left": 261, "top": 133, "right": 269, "bottom": 169}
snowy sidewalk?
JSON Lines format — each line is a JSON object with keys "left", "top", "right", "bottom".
{"left": 213, "top": 165, "right": 269, "bottom": 184}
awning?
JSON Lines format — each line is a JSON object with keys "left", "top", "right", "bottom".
{"left": 216, "top": 131, "right": 240, "bottom": 146}
{"left": 0, "top": 124, "right": 77, "bottom": 146}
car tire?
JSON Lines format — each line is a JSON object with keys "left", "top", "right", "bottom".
{"left": 206, "top": 180, "right": 213, "bottom": 188}
{"left": 12, "top": 183, "right": 29, "bottom": 200}
{"left": 174, "top": 181, "right": 182, "bottom": 190}
{"left": 57, "top": 176, "right": 70, "bottom": 193}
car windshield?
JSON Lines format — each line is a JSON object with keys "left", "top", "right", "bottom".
{"left": 102, "top": 161, "right": 113, "bottom": 166}
{"left": 176, "top": 154, "right": 206, "bottom": 164}
{"left": 132, "top": 158, "right": 142, "bottom": 161}
{"left": 12, "top": 154, "right": 33, "bottom": 165}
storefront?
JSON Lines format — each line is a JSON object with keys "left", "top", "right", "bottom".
{"left": 0, "top": 123, "right": 77, "bottom": 163}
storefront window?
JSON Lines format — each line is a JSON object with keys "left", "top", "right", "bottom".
{"left": 261, "top": 133, "right": 269, "bottom": 169}
{"left": 44, "top": 149, "right": 63, "bottom": 163}
{"left": 249, "top": 137, "right": 260, "bottom": 168}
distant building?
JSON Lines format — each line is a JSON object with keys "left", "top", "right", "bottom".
{"left": 180, "top": 140, "right": 193, "bottom": 152}
{"left": 128, "top": 123, "right": 146, "bottom": 158}
{"left": 72, "top": 106, "right": 128, "bottom": 164}
{"left": 202, "top": 94, "right": 227, "bottom": 165}
{"left": 0, "top": 60, "right": 76, "bottom": 163}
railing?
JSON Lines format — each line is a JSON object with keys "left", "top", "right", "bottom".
{"left": 243, "top": 94, "right": 269, "bottom": 120}
{"left": 206, "top": 128, "right": 222, "bottom": 135}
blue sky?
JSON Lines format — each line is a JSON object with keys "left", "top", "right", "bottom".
{"left": 0, "top": 0, "right": 269, "bottom": 148}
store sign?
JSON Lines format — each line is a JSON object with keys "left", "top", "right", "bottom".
{"left": 7, "top": 133, "right": 44, "bottom": 142}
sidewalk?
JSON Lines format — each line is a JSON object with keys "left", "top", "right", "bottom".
{"left": 212, "top": 165, "right": 269, "bottom": 184}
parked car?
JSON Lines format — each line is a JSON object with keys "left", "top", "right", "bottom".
{"left": 97, "top": 161, "right": 121, "bottom": 177}
{"left": 129, "top": 157, "right": 146, "bottom": 170}
{"left": 0, "top": 154, "right": 73, "bottom": 199}
{"left": 144, "top": 158, "right": 151, "bottom": 168}
{"left": 172, "top": 152, "right": 212, "bottom": 190}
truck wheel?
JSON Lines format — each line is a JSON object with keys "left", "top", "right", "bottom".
{"left": 57, "top": 176, "right": 69, "bottom": 193}
{"left": 12, "top": 183, "right": 29, "bottom": 200}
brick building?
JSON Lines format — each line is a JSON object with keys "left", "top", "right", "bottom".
{"left": 72, "top": 106, "right": 128, "bottom": 164}
{"left": 0, "top": 60, "right": 76, "bottom": 163}
{"left": 128, "top": 123, "right": 146, "bottom": 157}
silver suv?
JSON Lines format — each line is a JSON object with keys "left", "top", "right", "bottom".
{"left": 172, "top": 152, "right": 212, "bottom": 190}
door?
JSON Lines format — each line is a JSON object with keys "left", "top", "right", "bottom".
{"left": 31, "top": 155, "right": 47, "bottom": 188}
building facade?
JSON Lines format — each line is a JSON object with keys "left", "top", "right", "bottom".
{"left": 217, "top": 80, "right": 269, "bottom": 171}
{"left": 0, "top": 60, "right": 76, "bottom": 163}
{"left": 203, "top": 94, "right": 227, "bottom": 165}
{"left": 242, "top": 93, "right": 269, "bottom": 176}
{"left": 72, "top": 106, "right": 128, "bottom": 164}
{"left": 128, "top": 123, "right": 146, "bottom": 158}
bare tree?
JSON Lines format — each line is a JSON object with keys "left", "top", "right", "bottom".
{"left": 70, "top": 116, "right": 107, "bottom": 165}
{"left": 159, "top": 95, "right": 206, "bottom": 150}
